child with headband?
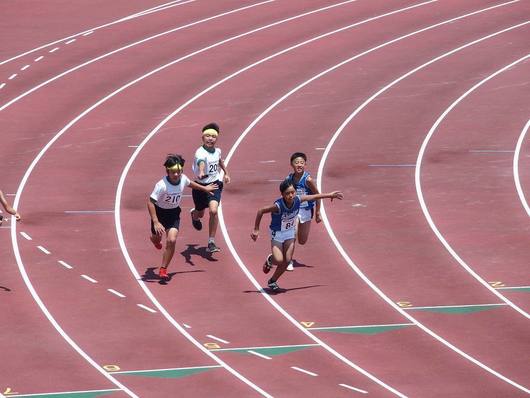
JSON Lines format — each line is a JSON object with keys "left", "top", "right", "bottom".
{"left": 190, "top": 123, "right": 231, "bottom": 253}
{"left": 148, "top": 154, "right": 217, "bottom": 280}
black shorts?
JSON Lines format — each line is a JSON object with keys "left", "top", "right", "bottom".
{"left": 192, "top": 180, "right": 223, "bottom": 211}
{"left": 151, "top": 206, "right": 181, "bottom": 234}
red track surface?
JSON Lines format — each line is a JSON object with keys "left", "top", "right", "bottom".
{"left": 1, "top": 1, "right": 528, "bottom": 397}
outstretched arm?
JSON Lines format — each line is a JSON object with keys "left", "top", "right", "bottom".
{"left": 300, "top": 191, "right": 343, "bottom": 203}
{"left": 250, "top": 204, "right": 277, "bottom": 241}
{"left": 189, "top": 180, "right": 218, "bottom": 194}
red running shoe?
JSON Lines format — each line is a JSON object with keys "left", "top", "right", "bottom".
{"left": 159, "top": 267, "right": 169, "bottom": 279}
{"left": 154, "top": 242, "right": 162, "bottom": 250}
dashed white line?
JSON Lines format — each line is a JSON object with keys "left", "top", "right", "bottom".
{"left": 137, "top": 304, "right": 157, "bottom": 313}
{"left": 65, "top": 39, "right": 77, "bottom": 44}
{"left": 49, "top": 47, "right": 60, "bottom": 53}
{"left": 34, "top": 56, "right": 44, "bottom": 62}
{"left": 107, "top": 289, "right": 126, "bottom": 298}
{"left": 21, "top": 64, "right": 30, "bottom": 71}
{"left": 37, "top": 245, "right": 50, "bottom": 254}
{"left": 206, "top": 335, "right": 230, "bottom": 344}
{"left": 247, "top": 350, "right": 272, "bottom": 360}
{"left": 339, "top": 384, "right": 369, "bottom": 394}
{"left": 20, "top": 232, "right": 32, "bottom": 240}
{"left": 0, "top": 83, "right": 5, "bottom": 89}
{"left": 82, "top": 31, "right": 94, "bottom": 36}
{"left": 58, "top": 260, "right": 73, "bottom": 269}
{"left": 81, "top": 274, "right": 98, "bottom": 283}
{"left": 291, "top": 366, "right": 318, "bottom": 376}
{"left": 8, "top": 74, "right": 17, "bottom": 80}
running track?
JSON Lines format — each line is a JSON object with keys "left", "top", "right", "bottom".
{"left": 1, "top": 1, "right": 528, "bottom": 397}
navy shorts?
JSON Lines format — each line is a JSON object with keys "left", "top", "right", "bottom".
{"left": 151, "top": 206, "right": 181, "bottom": 234}
{"left": 192, "top": 180, "right": 223, "bottom": 211}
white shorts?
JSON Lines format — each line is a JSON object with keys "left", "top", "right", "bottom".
{"left": 298, "top": 207, "right": 313, "bottom": 224}
{"left": 269, "top": 228, "right": 295, "bottom": 243}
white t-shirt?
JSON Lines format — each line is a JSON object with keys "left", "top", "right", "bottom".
{"left": 192, "top": 146, "right": 222, "bottom": 184}
{"left": 150, "top": 175, "right": 190, "bottom": 209}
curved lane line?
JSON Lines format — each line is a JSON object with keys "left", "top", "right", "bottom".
{"left": 0, "top": 0, "right": 275, "bottom": 111}
{"left": 0, "top": 0, "right": 193, "bottom": 65}
{"left": 316, "top": 24, "right": 530, "bottom": 394}
{"left": 416, "top": 55, "right": 530, "bottom": 319}
{"left": 513, "top": 119, "right": 530, "bottom": 216}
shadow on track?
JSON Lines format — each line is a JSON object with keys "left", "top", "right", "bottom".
{"left": 244, "top": 284, "right": 324, "bottom": 295}
{"left": 180, "top": 243, "right": 218, "bottom": 265}
{"left": 141, "top": 266, "right": 205, "bottom": 285}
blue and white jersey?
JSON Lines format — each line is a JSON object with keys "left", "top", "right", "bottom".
{"left": 287, "top": 172, "right": 314, "bottom": 209}
{"left": 270, "top": 196, "right": 301, "bottom": 232}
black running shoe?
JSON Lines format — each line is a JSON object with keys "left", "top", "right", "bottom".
{"left": 267, "top": 279, "right": 280, "bottom": 292}
{"left": 190, "top": 208, "right": 202, "bottom": 231}
{"left": 207, "top": 242, "right": 220, "bottom": 253}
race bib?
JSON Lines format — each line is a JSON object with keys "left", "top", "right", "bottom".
{"left": 281, "top": 215, "right": 296, "bottom": 231}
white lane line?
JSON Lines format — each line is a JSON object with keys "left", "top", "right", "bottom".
{"left": 183, "top": 323, "right": 192, "bottom": 329}
{"left": 315, "top": 20, "right": 529, "bottom": 395}
{"left": 339, "top": 384, "right": 369, "bottom": 394}
{"left": 58, "top": 260, "right": 73, "bottom": 269}
{"left": 247, "top": 350, "right": 272, "bottom": 360}
{"left": 315, "top": 147, "right": 326, "bottom": 150}
{"left": 34, "top": 56, "right": 44, "bottom": 62}
{"left": 291, "top": 366, "right": 318, "bottom": 376}
{"left": 1, "top": 0, "right": 195, "bottom": 65}
{"left": 206, "top": 335, "right": 230, "bottom": 344}
{"left": 8, "top": 74, "right": 17, "bottom": 80}
{"left": 20, "top": 232, "right": 32, "bottom": 240}
{"left": 107, "top": 289, "right": 126, "bottom": 298}
{"left": 211, "top": 343, "right": 319, "bottom": 352}
{"left": 82, "top": 31, "right": 94, "bottom": 37}
{"left": 0, "top": 83, "right": 5, "bottom": 89}
{"left": 81, "top": 274, "right": 98, "bottom": 284}
{"left": 416, "top": 54, "right": 530, "bottom": 320}
{"left": 21, "top": 64, "right": 30, "bottom": 71}
{"left": 37, "top": 245, "right": 50, "bottom": 254}
{"left": 65, "top": 39, "right": 77, "bottom": 45}
{"left": 259, "top": 160, "right": 276, "bottom": 163}
{"left": 1, "top": 0, "right": 275, "bottom": 112}
{"left": 309, "top": 323, "right": 414, "bottom": 330}
{"left": 49, "top": 47, "right": 60, "bottom": 53}
{"left": 405, "top": 303, "right": 507, "bottom": 310}
{"left": 7, "top": 389, "right": 122, "bottom": 397}
{"left": 137, "top": 304, "right": 157, "bottom": 313}
{"left": 126, "top": 0, "right": 195, "bottom": 19}
{"left": 513, "top": 119, "right": 530, "bottom": 216}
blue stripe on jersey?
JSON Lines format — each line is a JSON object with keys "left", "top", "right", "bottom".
{"left": 270, "top": 196, "right": 301, "bottom": 232}
{"left": 287, "top": 171, "right": 314, "bottom": 209}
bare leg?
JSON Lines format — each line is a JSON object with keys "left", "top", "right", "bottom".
{"left": 208, "top": 200, "right": 219, "bottom": 239}
{"left": 161, "top": 228, "right": 179, "bottom": 268}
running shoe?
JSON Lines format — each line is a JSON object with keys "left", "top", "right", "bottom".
{"left": 190, "top": 208, "right": 202, "bottom": 231}
{"left": 207, "top": 242, "right": 220, "bottom": 253}
{"left": 159, "top": 267, "right": 169, "bottom": 279}
{"left": 263, "top": 254, "right": 273, "bottom": 274}
{"left": 286, "top": 260, "right": 294, "bottom": 271}
{"left": 267, "top": 279, "right": 280, "bottom": 292}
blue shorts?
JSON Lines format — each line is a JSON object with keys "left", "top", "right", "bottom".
{"left": 192, "top": 180, "right": 223, "bottom": 211}
{"left": 151, "top": 206, "right": 181, "bottom": 234}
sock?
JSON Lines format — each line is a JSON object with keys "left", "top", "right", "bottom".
{"left": 208, "top": 237, "right": 215, "bottom": 244}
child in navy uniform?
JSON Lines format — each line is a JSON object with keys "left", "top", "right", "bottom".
{"left": 148, "top": 154, "right": 217, "bottom": 279}
{"left": 190, "top": 123, "right": 231, "bottom": 253}
{"left": 251, "top": 179, "right": 343, "bottom": 292}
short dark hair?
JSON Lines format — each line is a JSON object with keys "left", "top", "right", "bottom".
{"left": 290, "top": 152, "right": 307, "bottom": 163}
{"left": 202, "top": 122, "right": 220, "bottom": 134}
{"left": 164, "top": 154, "right": 185, "bottom": 168}
{"left": 279, "top": 178, "right": 294, "bottom": 193}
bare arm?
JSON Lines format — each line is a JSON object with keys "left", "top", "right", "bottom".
{"left": 300, "top": 191, "right": 343, "bottom": 203}
{"left": 189, "top": 180, "right": 218, "bottom": 194}
{"left": 0, "top": 190, "right": 21, "bottom": 221}
{"left": 306, "top": 176, "right": 322, "bottom": 223}
{"left": 250, "top": 204, "right": 278, "bottom": 241}
{"left": 147, "top": 197, "right": 164, "bottom": 236}
{"left": 219, "top": 159, "right": 230, "bottom": 184}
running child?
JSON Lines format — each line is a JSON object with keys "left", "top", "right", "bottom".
{"left": 148, "top": 154, "right": 217, "bottom": 279}
{"left": 284, "top": 152, "right": 321, "bottom": 271}
{"left": 190, "top": 122, "right": 231, "bottom": 253}
{"left": 250, "top": 179, "right": 343, "bottom": 292}
{"left": 0, "top": 190, "right": 21, "bottom": 225}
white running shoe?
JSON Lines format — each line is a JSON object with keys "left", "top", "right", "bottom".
{"left": 286, "top": 261, "right": 294, "bottom": 271}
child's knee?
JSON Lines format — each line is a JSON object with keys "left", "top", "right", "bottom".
{"left": 209, "top": 207, "right": 218, "bottom": 216}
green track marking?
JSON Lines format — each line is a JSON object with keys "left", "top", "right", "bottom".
{"left": 310, "top": 324, "right": 413, "bottom": 335}
{"left": 10, "top": 390, "right": 118, "bottom": 398}
{"left": 407, "top": 304, "right": 505, "bottom": 314}
{"left": 213, "top": 344, "right": 317, "bottom": 357}
{"left": 497, "top": 286, "right": 530, "bottom": 292}
{"left": 113, "top": 366, "right": 218, "bottom": 379}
